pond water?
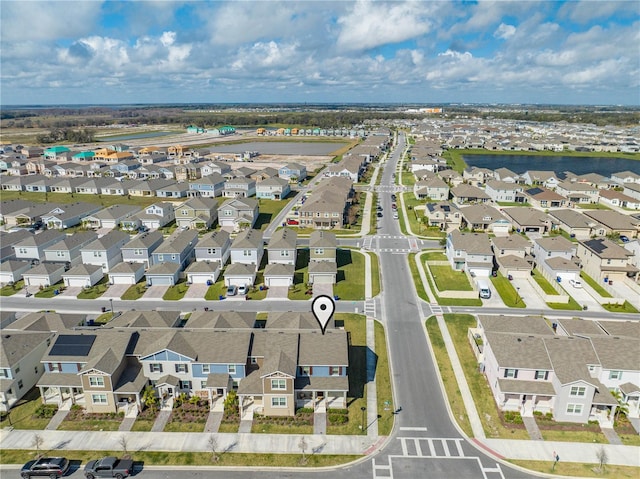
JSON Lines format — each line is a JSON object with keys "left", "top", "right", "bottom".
{"left": 208, "top": 141, "right": 348, "bottom": 156}
{"left": 463, "top": 154, "right": 640, "bottom": 178}
{"left": 97, "top": 131, "right": 175, "bottom": 142}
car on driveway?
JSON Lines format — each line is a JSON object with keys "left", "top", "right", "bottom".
{"left": 226, "top": 285, "right": 238, "bottom": 296}
{"left": 238, "top": 284, "right": 248, "bottom": 295}
{"left": 21, "top": 457, "right": 70, "bottom": 478}
{"left": 620, "top": 235, "right": 630, "bottom": 243}
{"left": 569, "top": 278, "right": 582, "bottom": 288}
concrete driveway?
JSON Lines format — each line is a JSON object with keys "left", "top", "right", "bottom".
{"left": 266, "top": 286, "right": 289, "bottom": 299}
{"left": 562, "top": 282, "right": 605, "bottom": 312}
{"left": 183, "top": 283, "right": 208, "bottom": 299}
{"left": 59, "top": 286, "right": 82, "bottom": 297}
{"left": 616, "top": 280, "right": 640, "bottom": 309}
{"left": 480, "top": 280, "right": 506, "bottom": 308}
{"left": 143, "top": 285, "right": 168, "bottom": 299}
{"left": 312, "top": 283, "right": 333, "bottom": 298}
{"left": 102, "top": 284, "right": 130, "bottom": 299}
{"left": 510, "top": 277, "right": 548, "bottom": 310}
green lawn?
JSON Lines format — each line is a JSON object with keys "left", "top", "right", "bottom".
{"left": 368, "top": 252, "right": 381, "bottom": 297}
{"left": 254, "top": 197, "right": 295, "bottom": 230}
{"left": 1, "top": 190, "right": 161, "bottom": 209}
{"left": 490, "top": 272, "right": 526, "bottom": 308}
{"left": 430, "top": 265, "right": 474, "bottom": 291}
{"left": 326, "top": 313, "right": 368, "bottom": 435}
{"left": 374, "top": 321, "right": 393, "bottom": 436}
{"left": 204, "top": 275, "right": 229, "bottom": 300}
{"left": 76, "top": 275, "right": 110, "bottom": 299}
{"left": 163, "top": 279, "right": 189, "bottom": 300}
{"left": 496, "top": 201, "right": 530, "bottom": 207}
{"left": 547, "top": 296, "right": 584, "bottom": 311}
{"left": 408, "top": 253, "right": 429, "bottom": 302}
{"left": 548, "top": 229, "right": 578, "bottom": 243}
{"left": 509, "top": 459, "right": 640, "bottom": 479}
{"left": 425, "top": 317, "right": 473, "bottom": 437}
{"left": 0, "top": 279, "right": 24, "bottom": 296}
{"left": 333, "top": 248, "right": 366, "bottom": 301}
{"left": 539, "top": 428, "right": 607, "bottom": 443}
{"left": 34, "top": 281, "right": 65, "bottom": 298}
{"left": 443, "top": 314, "right": 530, "bottom": 440}
{"left": 0, "top": 388, "right": 55, "bottom": 430}
{"left": 288, "top": 248, "right": 313, "bottom": 300}
{"left": 121, "top": 280, "right": 147, "bottom": 300}
{"left": 580, "top": 271, "right": 612, "bottom": 297}
{"left": 424, "top": 251, "right": 447, "bottom": 261}
{"left": 576, "top": 203, "right": 611, "bottom": 210}
{"left": 603, "top": 301, "right": 639, "bottom": 313}
{"left": 532, "top": 270, "right": 558, "bottom": 295}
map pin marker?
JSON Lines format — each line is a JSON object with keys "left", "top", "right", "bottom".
{"left": 312, "top": 295, "right": 335, "bottom": 335}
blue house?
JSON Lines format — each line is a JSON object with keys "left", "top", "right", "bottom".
{"left": 150, "top": 229, "right": 198, "bottom": 269}
{"left": 188, "top": 173, "right": 226, "bottom": 198}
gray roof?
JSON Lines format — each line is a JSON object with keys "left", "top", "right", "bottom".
{"left": 0, "top": 260, "right": 31, "bottom": 273}
{"left": 545, "top": 256, "right": 580, "bottom": 271}
{"left": 555, "top": 318, "right": 607, "bottom": 337}
{"left": 265, "top": 312, "right": 326, "bottom": 330}
{"left": 122, "top": 231, "right": 164, "bottom": 250}
{"left": 179, "top": 197, "right": 218, "bottom": 212}
{"left": 460, "top": 204, "right": 507, "bottom": 224}
{"left": 596, "top": 320, "right": 640, "bottom": 339}
{"left": 14, "top": 229, "right": 65, "bottom": 248}
{"left": 308, "top": 260, "right": 337, "bottom": 273}
{"left": 0, "top": 331, "right": 53, "bottom": 368}
{"left": 83, "top": 230, "right": 130, "bottom": 251}
{"left": 309, "top": 230, "right": 337, "bottom": 248}
{"left": 231, "top": 228, "right": 263, "bottom": 249}
{"left": 478, "top": 315, "right": 554, "bottom": 336}
{"left": 89, "top": 204, "right": 141, "bottom": 221}
{"left": 548, "top": 209, "right": 594, "bottom": 229}
{"left": 220, "top": 197, "right": 259, "bottom": 211}
{"left": 502, "top": 207, "right": 551, "bottom": 227}
{"left": 496, "top": 254, "right": 531, "bottom": 270}
{"left": 534, "top": 236, "right": 575, "bottom": 252}
{"left": 543, "top": 336, "right": 599, "bottom": 386}
{"left": 24, "top": 262, "right": 66, "bottom": 275}
{"left": 255, "top": 331, "right": 299, "bottom": 378}
{"left": 224, "top": 263, "right": 256, "bottom": 276}
{"left": 491, "top": 234, "right": 531, "bottom": 251}
{"left": 109, "top": 261, "right": 145, "bottom": 274}
{"left": 155, "top": 229, "right": 198, "bottom": 255}
{"left": 582, "top": 209, "right": 640, "bottom": 230}
{"left": 485, "top": 332, "right": 553, "bottom": 370}
{"left": 4, "top": 312, "right": 85, "bottom": 332}
{"left": 109, "top": 310, "right": 180, "bottom": 328}
{"left": 146, "top": 262, "right": 181, "bottom": 275}
{"left": 263, "top": 263, "right": 294, "bottom": 277}
{"left": 197, "top": 229, "right": 230, "bottom": 248}
{"left": 185, "top": 311, "right": 256, "bottom": 329}
{"left": 451, "top": 184, "right": 491, "bottom": 199}
{"left": 298, "top": 330, "right": 349, "bottom": 365}
{"left": 580, "top": 238, "right": 633, "bottom": 259}
{"left": 448, "top": 230, "right": 493, "bottom": 256}
{"left": 267, "top": 228, "right": 297, "bottom": 250}
{"left": 63, "top": 264, "right": 103, "bottom": 276}
{"left": 185, "top": 260, "right": 221, "bottom": 273}
{"left": 589, "top": 337, "right": 639, "bottom": 371}
{"left": 44, "top": 231, "right": 98, "bottom": 252}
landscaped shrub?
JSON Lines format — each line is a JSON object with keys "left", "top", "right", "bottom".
{"left": 503, "top": 411, "right": 523, "bottom": 424}
{"left": 34, "top": 404, "right": 58, "bottom": 418}
{"left": 328, "top": 414, "right": 348, "bottom": 425}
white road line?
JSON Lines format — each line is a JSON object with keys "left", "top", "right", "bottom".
{"left": 425, "top": 438, "right": 435, "bottom": 457}
{"left": 442, "top": 440, "right": 451, "bottom": 457}
{"left": 414, "top": 438, "right": 423, "bottom": 457}
{"left": 399, "top": 427, "right": 428, "bottom": 431}
{"left": 400, "top": 438, "right": 408, "bottom": 456}
{"left": 454, "top": 439, "right": 464, "bottom": 456}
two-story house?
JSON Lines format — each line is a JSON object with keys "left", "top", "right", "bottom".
{"left": 256, "top": 177, "right": 291, "bottom": 200}
{"left": 43, "top": 231, "right": 98, "bottom": 267}
{"left": 308, "top": 230, "right": 337, "bottom": 285}
{"left": 13, "top": 230, "right": 66, "bottom": 261}
{"left": 491, "top": 234, "right": 533, "bottom": 278}
{"left": 424, "top": 202, "right": 462, "bottom": 232}
{"left": 129, "top": 202, "right": 175, "bottom": 231}
{"left": 223, "top": 177, "right": 256, "bottom": 198}
{"left": 218, "top": 197, "right": 259, "bottom": 231}
{"left": 175, "top": 197, "right": 218, "bottom": 230}
{"left": 80, "top": 230, "right": 130, "bottom": 273}
{"left": 230, "top": 229, "right": 264, "bottom": 270}
{"left": 577, "top": 238, "right": 639, "bottom": 283}
{"left": 150, "top": 229, "right": 198, "bottom": 271}
{"left": 413, "top": 177, "right": 449, "bottom": 201}
{"left": 533, "top": 236, "right": 579, "bottom": 282}
{"left": 187, "top": 173, "right": 226, "bottom": 198}
{"left": 445, "top": 230, "right": 494, "bottom": 276}
{"left": 484, "top": 180, "right": 525, "bottom": 203}
{"left": 278, "top": 163, "right": 307, "bottom": 182}
{"left": 194, "top": 229, "right": 232, "bottom": 265}
{"left": 266, "top": 228, "right": 297, "bottom": 265}
{"left": 121, "top": 231, "right": 164, "bottom": 269}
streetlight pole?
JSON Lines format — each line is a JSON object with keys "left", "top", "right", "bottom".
{"left": 110, "top": 298, "right": 114, "bottom": 315}
{"left": 515, "top": 287, "right": 520, "bottom": 305}
{"left": 361, "top": 406, "right": 367, "bottom": 434}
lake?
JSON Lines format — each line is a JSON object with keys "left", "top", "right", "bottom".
{"left": 208, "top": 141, "right": 348, "bottom": 156}
{"left": 463, "top": 154, "right": 640, "bottom": 178}
{"left": 97, "top": 131, "right": 175, "bottom": 142}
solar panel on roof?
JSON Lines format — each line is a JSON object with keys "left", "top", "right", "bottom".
{"left": 586, "top": 240, "right": 607, "bottom": 254}
{"left": 49, "top": 334, "right": 96, "bottom": 356}
{"left": 527, "top": 187, "right": 543, "bottom": 195}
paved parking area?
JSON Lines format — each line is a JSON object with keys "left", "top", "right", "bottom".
{"left": 102, "top": 284, "right": 130, "bottom": 299}
{"left": 183, "top": 283, "right": 208, "bottom": 299}
{"left": 616, "top": 280, "right": 640, "bottom": 309}
{"left": 563, "top": 283, "right": 605, "bottom": 312}
{"left": 510, "top": 277, "right": 547, "bottom": 310}
{"left": 478, "top": 279, "right": 506, "bottom": 308}
{"left": 266, "top": 286, "right": 289, "bottom": 299}
{"left": 143, "top": 285, "right": 168, "bottom": 299}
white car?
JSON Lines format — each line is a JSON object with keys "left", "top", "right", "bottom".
{"left": 238, "top": 285, "right": 248, "bottom": 295}
{"left": 569, "top": 279, "right": 582, "bottom": 288}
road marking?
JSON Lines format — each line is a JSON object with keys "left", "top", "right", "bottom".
{"left": 399, "top": 427, "right": 428, "bottom": 431}
{"left": 401, "top": 438, "right": 408, "bottom": 456}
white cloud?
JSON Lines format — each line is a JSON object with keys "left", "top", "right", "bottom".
{"left": 494, "top": 23, "right": 516, "bottom": 40}
{"left": 558, "top": 0, "right": 637, "bottom": 24}
{"left": 336, "top": 0, "right": 436, "bottom": 51}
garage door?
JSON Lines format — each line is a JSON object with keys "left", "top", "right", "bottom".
{"left": 226, "top": 277, "right": 252, "bottom": 287}
{"left": 266, "top": 277, "right": 291, "bottom": 287}
{"left": 189, "top": 274, "right": 214, "bottom": 284}
{"left": 311, "top": 274, "right": 334, "bottom": 284}
{"left": 66, "top": 278, "right": 88, "bottom": 287}
{"left": 149, "top": 276, "right": 173, "bottom": 286}
{"left": 111, "top": 275, "right": 135, "bottom": 285}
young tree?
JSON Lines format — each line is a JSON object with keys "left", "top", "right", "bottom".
{"left": 298, "top": 436, "right": 308, "bottom": 465}
{"left": 142, "top": 385, "right": 159, "bottom": 413}
{"left": 208, "top": 435, "right": 219, "bottom": 462}
{"left": 595, "top": 446, "right": 608, "bottom": 474}
{"left": 32, "top": 434, "right": 44, "bottom": 457}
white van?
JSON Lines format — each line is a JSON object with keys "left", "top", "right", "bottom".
{"left": 477, "top": 279, "right": 491, "bottom": 299}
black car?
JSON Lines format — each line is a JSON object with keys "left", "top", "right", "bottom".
{"left": 377, "top": 212, "right": 383, "bottom": 218}
{"left": 21, "top": 457, "right": 70, "bottom": 478}
{"left": 391, "top": 194, "right": 396, "bottom": 200}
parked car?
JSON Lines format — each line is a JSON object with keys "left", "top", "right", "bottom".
{"left": 391, "top": 194, "right": 396, "bottom": 201}
{"left": 377, "top": 212, "right": 383, "bottom": 218}
{"left": 238, "top": 284, "right": 248, "bottom": 295}
{"left": 391, "top": 203, "right": 397, "bottom": 210}
{"left": 620, "top": 235, "right": 630, "bottom": 243}
{"left": 21, "top": 457, "right": 70, "bottom": 478}
{"left": 393, "top": 212, "right": 399, "bottom": 220}
{"left": 569, "top": 278, "right": 582, "bottom": 288}
{"left": 226, "top": 284, "right": 238, "bottom": 296}
{"left": 84, "top": 456, "right": 133, "bottom": 479}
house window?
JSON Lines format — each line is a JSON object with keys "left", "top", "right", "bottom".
{"left": 314, "top": 248, "right": 324, "bottom": 255}
{"left": 15, "top": 365, "right": 20, "bottom": 374}
{"left": 201, "top": 381, "right": 208, "bottom": 389}
{"left": 606, "top": 259, "right": 611, "bottom": 265}
{"left": 566, "top": 403, "right": 583, "bottom": 415}
{"left": 134, "top": 249, "right": 143, "bottom": 255}
{"left": 207, "top": 248, "right": 216, "bottom": 255}
{"left": 271, "top": 378, "right": 287, "bottom": 390}
{"left": 181, "top": 210, "right": 189, "bottom": 215}
{"left": 157, "top": 254, "right": 164, "bottom": 261}
{"left": 175, "top": 364, "right": 188, "bottom": 374}
{"left": 150, "top": 363, "right": 163, "bottom": 373}
{"left": 332, "top": 212, "right": 339, "bottom": 217}
{"left": 570, "top": 386, "right": 586, "bottom": 397}
{"left": 171, "top": 254, "right": 177, "bottom": 260}
{"left": 179, "top": 380, "right": 192, "bottom": 390}
{"left": 34, "top": 366, "right": 39, "bottom": 374}
{"left": 93, "top": 251, "right": 102, "bottom": 257}
{"left": 228, "top": 364, "right": 236, "bottom": 374}
{"left": 18, "top": 380, "right": 23, "bottom": 389}
{"left": 56, "top": 251, "right": 64, "bottom": 257}
{"left": 329, "top": 367, "right": 341, "bottom": 376}
{"left": 280, "top": 250, "right": 289, "bottom": 257}
{"left": 250, "top": 357, "right": 258, "bottom": 364}
{"left": 609, "top": 371, "right": 622, "bottom": 380}
{"left": 299, "top": 366, "right": 311, "bottom": 376}
{"left": 224, "top": 210, "right": 233, "bottom": 216}
{"left": 504, "top": 369, "right": 517, "bottom": 378}
{"left": 18, "top": 248, "right": 27, "bottom": 254}
{"left": 89, "top": 376, "right": 105, "bottom": 387}
{"left": 243, "top": 250, "right": 251, "bottom": 256}
{"left": 535, "top": 371, "right": 547, "bottom": 380}
{"left": 91, "top": 394, "right": 108, "bottom": 404}
{"left": 271, "top": 397, "right": 287, "bottom": 408}
{"left": 0, "top": 369, "right": 9, "bottom": 379}
{"left": 202, "top": 364, "right": 210, "bottom": 373}
{"left": 49, "top": 363, "right": 61, "bottom": 372}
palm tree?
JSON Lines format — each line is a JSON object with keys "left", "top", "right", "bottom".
{"left": 611, "top": 389, "right": 629, "bottom": 424}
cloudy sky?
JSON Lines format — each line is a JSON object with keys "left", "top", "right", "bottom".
{"left": 1, "top": 0, "right": 639, "bottom": 106}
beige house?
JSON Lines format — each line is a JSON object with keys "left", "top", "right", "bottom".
{"left": 577, "top": 238, "right": 639, "bottom": 283}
